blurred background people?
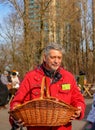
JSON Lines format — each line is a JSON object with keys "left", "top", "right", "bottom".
{"left": 11, "top": 70, "right": 20, "bottom": 89}
{"left": 76, "top": 70, "right": 87, "bottom": 93}
{"left": 8, "top": 70, "right": 20, "bottom": 102}
{"left": 85, "top": 94, "right": 95, "bottom": 130}
{"left": 0, "top": 70, "right": 11, "bottom": 106}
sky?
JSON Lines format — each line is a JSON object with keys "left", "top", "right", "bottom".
{"left": 0, "top": 3, "right": 12, "bottom": 43}
{"left": 0, "top": 3, "right": 11, "bottom": 24}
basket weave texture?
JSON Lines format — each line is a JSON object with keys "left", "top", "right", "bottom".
{"left": 9, "top": 76, "right": 78, "bottom": 126}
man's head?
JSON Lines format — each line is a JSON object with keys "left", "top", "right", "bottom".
{"left": 43, "top": 42, "right": 64, "bottom": 71}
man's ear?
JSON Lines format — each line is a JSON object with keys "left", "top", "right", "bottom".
{"left": 43, "top": 54, "right": 46, "bottom": 62}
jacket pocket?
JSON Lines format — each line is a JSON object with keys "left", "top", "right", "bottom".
{"left": 31, "top": 85, "right": 41, "bottom": 98}
{"left": 58, "top": 88, "right": 71, "bottom": 103}
{"left": 58, "top": 89, "right": 70, "bottom": 94}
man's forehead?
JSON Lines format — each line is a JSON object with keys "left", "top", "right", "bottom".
{"left": 48, "top": 49, "right": 63, "bottom": 55}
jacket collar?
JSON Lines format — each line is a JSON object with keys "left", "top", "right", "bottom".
{"left": 40, "top": 63, "right": 62, "bottom": 83}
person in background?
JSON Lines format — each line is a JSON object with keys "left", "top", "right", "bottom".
{"left": 9, "top": 42, "right": 86, "bottom": 130}
{"left": 77, "top": 70, "right": 87, "bottom": 93}
{"left": 85, "top": 94, "right": 95, "bottom": 130}
{"left": 0, "top": 70, "right": 11, "bottom": 106}
{"left": 11, "top": 70, "right": 20, "bottom": 89}
{"left": 8, "top": 70, "right": 20, "bottom": 102}
{"left": 0, "top": 70, "right": 12, "bottom": 87}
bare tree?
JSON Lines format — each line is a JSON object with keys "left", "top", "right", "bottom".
{"left": 92, "top": 0, "right": 95, "bottom": 82}
{"left": 0, "top": 12, "right": 23, "bottom": 71}
{"left": 0, "top": 0, "right": 95, "bottom": 82}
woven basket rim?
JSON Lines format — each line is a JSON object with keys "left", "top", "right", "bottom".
{"left": 9, "top": 97, "right": 78, "bottom": 113}
{"left": 9, "top": 97, "right": 78, "bottom": 126}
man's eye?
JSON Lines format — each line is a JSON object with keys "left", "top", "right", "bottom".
{"left": 50, "top": 56, "right": 62, "bottom": 59}
{"left": 50, "top": 56, "right": 54, "bottom": 59}
{"left": 58, "top": 57, "right": 62, "bottom": 59}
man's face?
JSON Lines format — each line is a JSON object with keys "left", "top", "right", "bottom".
{"left": 44, "top": 49, "right": 62, "bottom": 71}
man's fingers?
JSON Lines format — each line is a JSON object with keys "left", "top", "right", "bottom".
{"left": 69, "top": 106, "right": 82, "bottom": 122}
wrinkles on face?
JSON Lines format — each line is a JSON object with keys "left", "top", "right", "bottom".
{"left": 44, "top": 50, "right": 62, "bottom": 71}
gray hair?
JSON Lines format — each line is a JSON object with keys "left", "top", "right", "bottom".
{"left": 44, "top": 42, "right": 65, "bottom": 55}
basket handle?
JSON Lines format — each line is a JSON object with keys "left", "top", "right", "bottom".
{"left": 40, "top": 76, "right": 50, "bottom": 99}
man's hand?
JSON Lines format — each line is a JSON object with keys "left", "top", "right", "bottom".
{"left": 69, "top": 106, "right": 82, "bottom": 122}
{"left": 10, "top": 116, "right": 25, "bottom": 128}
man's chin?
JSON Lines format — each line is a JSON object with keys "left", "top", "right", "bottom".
{"left": 51, "top": 67, "right": 59, "bottom": 71}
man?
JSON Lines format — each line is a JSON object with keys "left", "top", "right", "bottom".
{"left": 10, "top": 43, "right": 86, "bottom": 130}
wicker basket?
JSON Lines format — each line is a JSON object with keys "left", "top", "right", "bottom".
{"left": 9, "top": 76, "right": 78, "bottom": 126}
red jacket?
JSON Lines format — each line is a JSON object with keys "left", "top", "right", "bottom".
{"left": 10, "top": 66, "right": 86, "bottom": 130}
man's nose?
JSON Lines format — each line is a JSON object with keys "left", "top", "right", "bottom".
{"left": 54, "top": 58, "right": 59, "bottom": 63}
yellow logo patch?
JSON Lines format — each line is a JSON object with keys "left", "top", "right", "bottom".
{"left": 62, "top": 84, "right": 70, "bottom": 90}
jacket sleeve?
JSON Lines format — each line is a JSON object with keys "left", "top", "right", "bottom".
{"left": 9, "top": 74, "right": 32, "bottom": 127}
{"left": 10, "top": 74, "right": 31, "bottom": 110}
{"left": 70, "top": 77, "right": 86, "bottom": 120}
